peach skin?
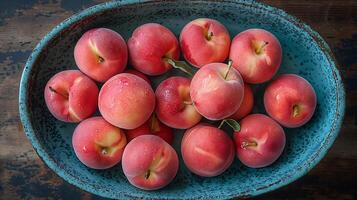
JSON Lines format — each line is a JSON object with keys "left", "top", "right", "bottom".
{"left": 72, "top": 117, "right": 127, "bottom": 169}
{"left": 122, "top": 135, "right": 179, "bottom": 190}
{"left": 44, "top": 70, "right": 98, "bottom": 122}
{"left": 74, "top": 28, "right": 128, "bottom": 82}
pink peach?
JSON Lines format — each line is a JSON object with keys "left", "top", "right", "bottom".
{"left": 122, "top": 135, "right": 179, "bottom": 190}
{"left": 190, "top": 62, "right": 244, "bottom": 120}
{"left": 180, "top": 18, "right": 231, "bottom": 68}
{"left": 74, "top": 28, "right": 128, "bottom": 82}
{"left": 229, "top": 28, "right": 282, "bottom": 83}
{"left": 234, "top": 114, "right": 286, "bottom": 168}
{"left": 98, "top": 73, "right": 155, "bottom": 129}
{"left": 264, "top": 74, "right": 317, "bottom": 128}
{"left": 128, "top": 23, "right": 180, "bottom": 75}
{"left": 44, "top": 70, "right": 98, "bottom": 122}
{"left": 156, "top": 76, "right": 201, "bottom": 129}
{"left": 72, "top": 117, "right": 127, "bottom": 169}
{"left": 181, "top": 123, "right": 235, "bottom": 177}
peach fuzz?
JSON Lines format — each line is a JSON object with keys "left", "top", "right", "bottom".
{"left": 180, "top": 18, "right": 231, "bottom": 68}
{"left": 234, "top": 114, "right": 286, "bottom": 168}
{"left": 181, "top": 123, "right": 235, "bottom": 177}
{"left": 72, "top": 117, "right": 127, "bottom": 169}
{"left": 98, "top": 73, "right": 155, "bottom": 129}
{"left": 122, "top": 135, "right": 179, "bottom": 190}
{"left": 128, "top": 23, "right": 180, "bottom": 75}
{"left": 44, "top": 70, "right": 98, "bottom": 122}
{"left": 230, "top": 83, "right": 254, "bottom": 120}
{"left": 125, "top": 115, "right": 174, "bottom": 145}
{"left": 124, "top": 69, "right": 151, "bottom": 85}
{"left": 229, "top": 28, "right": 282, "bottom": 84}
{"left": 74, "top": 28, "right": 128, "bottom": 82}
{"left": 264, "top": 74, "right": 317, "bottom": 128}
{"left": 155, "top": 76, "right": 202, "bottom": 129}
{"left": 190, "top": 62, "right": 244, "bottom": 120}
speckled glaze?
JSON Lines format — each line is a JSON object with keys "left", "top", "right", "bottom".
{"left": 19, "top": 0, "right": 345, "bottom": 199}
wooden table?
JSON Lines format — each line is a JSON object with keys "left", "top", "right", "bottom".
{"left": 0, "top": 0, "right": 356, "bottom": 199}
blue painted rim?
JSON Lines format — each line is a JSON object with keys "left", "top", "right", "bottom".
{"left": 19, "top": 0, "right": 345, "bottom": 199}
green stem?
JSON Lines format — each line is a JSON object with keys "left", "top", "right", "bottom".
{"left": 218, "top": 120, "right": 226, "bottom": 129}
{"left": 165, "top": 58, "right": 194, "bottom": 77}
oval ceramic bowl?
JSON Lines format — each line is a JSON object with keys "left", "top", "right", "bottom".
{"left": 19, "top": 0, "right": 345, "bottom": 199}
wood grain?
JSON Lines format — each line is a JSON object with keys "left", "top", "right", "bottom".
{"left": 0, "top": 0, "right": 356, "bottom": 199}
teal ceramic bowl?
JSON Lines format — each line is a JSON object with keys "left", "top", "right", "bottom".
{"left": 19, "top": 0, "right": 345, "bottom": 199}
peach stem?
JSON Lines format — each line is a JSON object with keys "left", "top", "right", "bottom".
{"left": 255, "top": 41, "right": 269, "bottom": 54}
{"left": 101, "top": 148, "right": 108, "bottom": 155}
{"left": 224, "top": 60, "right": 233, "bottom": 80}
{"left": 241, "top": 141, "right": 257, "bottom": 149}
{"left": 49, "top": 86, "right": 68, "bottom": 99}
{"left": 205, "top": 31, "right": 213, "bottom": 41}
{"left": 293, "top": 104, "right": 300, "bottom": 118}
{"left": 145, "top": 170, "right": 151, "bottom": 179}
{"left": 97, "top": 56, "right": 105, "bottom": 63}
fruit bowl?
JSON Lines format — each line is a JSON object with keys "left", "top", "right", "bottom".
{"left": 19, "top": 0, "right": 345, "bottom": 199}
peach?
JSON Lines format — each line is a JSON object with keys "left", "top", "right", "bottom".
{"left": 264, "top": 74, "right": 317, "bottom": 128}
{"left": 190, "top": 62, "right": 244, "bottom": 120}
{"left": 122, "top": 135, "right": 179, "bottom": 190}
{"left": 74, "top": 28, "right": 128, "bottom": 82}
{"left": 72, "top": 117, "right": 127, "bottom": 169}
{"left": 156, "top": 76, "right": 201, "bottom": 129}
{"left": 125, "top": 115, "right": 174, "bottom": 145}
{"left": 124, "top": 69, "right": 151, "bottom": 85}
{"left": 180, "top": 18, "right": 231, "bottom": 68}
{"left": 230, "top": 83, "right": 254, "bottom": 120}
{"left": 234, "top": 114, "right": 286, "bottom": 168}
{"left": 128, "top": 23, "right": 180, "bottom": 75}
{"left": 44, "top": 70, "right": 98, "bottom": 122}
{"left": 98, "top": 73, "right": 155, "bottom": 129}
{"left": 181, "top": 123, "right": 235, "bottom": 177}
{"left": 229, "top": 28, "right": 282, "bottom": 84}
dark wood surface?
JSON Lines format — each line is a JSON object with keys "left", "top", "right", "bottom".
{"left": 0, "top": 0, "right": 356, "bottom": 199}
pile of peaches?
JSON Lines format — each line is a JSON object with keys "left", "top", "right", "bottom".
{"left": 44, "top": 18, "right": 317, "bottom": 190}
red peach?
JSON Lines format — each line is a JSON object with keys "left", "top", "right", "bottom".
{"left": 122, "top": 135, "right": 179, "bottom": 190}
{"left": 264, "top": 74, "right": 317, "bottom": 128}
{"left": 125, "top": 115, "right": 174, "bottom": 145}
{"left": 44, "top": 70, "right": 98, "bottom": 122}
{"left": 124, "top": 69, "right": 151, "bottom": 85}
{"left": 190, "top": 62, "right": 244, "bottom": 120}
{"left": 180, "top": 18, "right": 231, "bottom": 68}
{"left": 128, "top": 23, "right": 180, "bottom": 75}
{"left": 234, "top": 114, "right": 286, "bottom": 168}
{"left": 181, "top": 123, "right": 235, "bottom": 177}
{"left": 72, "top": 117, "right": 127, "bottom": 169}
{"left": 98, "top": 73, "right": 155, "bottom": 129}
{"left": 156, "top": 76, "right": 202, "bottom": 129}
{"left": 74, "top": 28, "right": 128, "bottom": 82}
{"left": 229, "top": 28, "right": 282, "bottom": 84}
{"left": 230, "top": 83, "right": 254, "bottom": 120}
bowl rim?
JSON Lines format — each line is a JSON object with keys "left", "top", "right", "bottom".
{"left": 19, "top": 0, "right": 345, "bottom": 199}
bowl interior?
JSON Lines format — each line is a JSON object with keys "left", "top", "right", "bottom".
{"left": 20, "top": 1, "right": 344, "bottom": 199}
